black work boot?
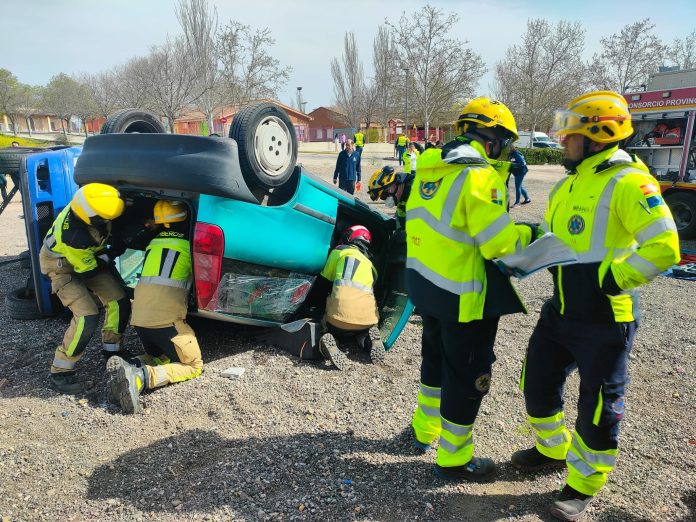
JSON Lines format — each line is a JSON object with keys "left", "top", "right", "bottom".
{"left": 102, "top": 348, "right": 134, "bottom": 361}
{"left": 434, "top": 457, "right": 496, "bottom": 482}
{"left": 109, "top": 358, "right": 148, "bottom": 414}
{"left": 319, "top": 333, "right": 348, "bottom": 371}
{"left": 49, "top": 372, "right": 94, "bottom": 394}
{"left": 550, "top": 485, "right": 594, "bottom": 521}
{"left": 511, "top": 446, "right": 566, "bottom": 472}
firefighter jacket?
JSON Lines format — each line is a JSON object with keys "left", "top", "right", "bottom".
{"left": 403, "top": 148, "right": 420, "bottom": 174}
{"left": 405, "top": 138, "right": 534, "bottom": 323}
{"left": 131, "top": 229, "right": 192, "bottom": 328}
{"left": 543, "top": 146, "right": 680, "bottom": 323}
{"left": 354, "top": 132, "right": 365, "bottom": 148}
{"left": 397, "top": 135, "right": 408, "bottom": 147}
{"left": 42, "top": 205, "right": 110, "bottom": 276}
{"left": 321, "top": 245, "right": 379, "bottom": 328}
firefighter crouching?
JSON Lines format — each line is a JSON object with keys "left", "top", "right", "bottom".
{"left": 406, "top": 97, "right": 536, "bottom": 482}
{"left": 107, "top": 200, "right": 202, "bottom": 414}
{"left": 513, "top": 91, "right": 680, "bottom": 521}
{"left": 40, "top": 183, "right": 131, "bottom": 394}
{"left": 314, "top": 225, "right": 384, "bottom": 370}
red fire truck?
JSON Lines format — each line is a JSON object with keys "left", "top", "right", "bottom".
{"left": 624, "top": 76, "right": 696, "bottom": 239}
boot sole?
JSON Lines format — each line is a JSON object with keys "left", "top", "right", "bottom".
{"left": 320, "top": 335, "right": 348, "bottom": 371}
{"left": 113, "top": 365, "right": 143, "bottom": 414}
{"left": 105, "top": 357, "right": 126, "bottom": 405}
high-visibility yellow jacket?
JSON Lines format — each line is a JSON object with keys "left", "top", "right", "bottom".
{"left": 132, "top": 229, "right": 192, "bottom": 328}
{"left": 403, "top": 148, "right": 419, "bottom": 173}
{"left": 397, "top": 135, "right": 408, "bottom": 147}
{"left": 406, "top": 138, "right": 533, "bottom": 323}
{"left": 354, "top": 132, "right": 365, "bottom": 147}
{"left": 321, "top": 245, "right": 379, "bottom": 328}
{"left": 543, "top": 146, "right": 680, "bottom": 323}
{"left": 43, "top": 205, "right": 110, "bottom": 275}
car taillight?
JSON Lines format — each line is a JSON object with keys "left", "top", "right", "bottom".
{"left": 193, "top": 222, "right": 224, "bottom": 309}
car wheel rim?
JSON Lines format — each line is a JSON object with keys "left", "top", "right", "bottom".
{"left": 254, "top": 116, "right": 293, "bottom": 177}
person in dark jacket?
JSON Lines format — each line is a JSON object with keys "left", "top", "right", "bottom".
{"left": 333, "top": 139, "right": 361, "bottom": 194}
{"left": 509, "top": 145, "right": 530, "bottom": 206}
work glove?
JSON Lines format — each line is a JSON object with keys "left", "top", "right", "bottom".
{"left": 516, "top": 222, "right": 541, "bottom": 245}
{"left": 333, "top": 178, "right": 337, "bottom": 185}
{"left": 356, "top": 182, "right": 361, "bottom": 192}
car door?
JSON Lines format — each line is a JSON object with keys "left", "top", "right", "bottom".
{"left": 21, "top": 147, "right": 81, "bottom": 316}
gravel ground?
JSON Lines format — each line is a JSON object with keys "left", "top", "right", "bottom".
{"left": 0, "top": 152, "right": 694, "bottom": 522}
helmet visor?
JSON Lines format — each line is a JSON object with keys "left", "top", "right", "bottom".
{"left": 551, "top": 110, "right": 586, "bottom": 135}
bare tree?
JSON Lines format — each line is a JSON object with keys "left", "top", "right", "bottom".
{"left": 331, "top": 32, "right": 364, "bottom": 130}
{"left": 387, "top": 5, "right": 485, "bottom": 141}
{"left": 176, "top": 0, "right": 220, "bottom": 131}
{"left": 494, "top": 19, "right": 587, "bottom": 145}
{"left": 42, "top": 73, "right": 82, "bottom": 137}
{"left": 372, "top": 26, "right": 397, "bottom": 141}
{"left": 113, "top": 57, "right": 155, "bottom": 110}
{"left": 360, "top": 81, "right": 380, "bottom": 143}
{"left": 668, "top": 29, "right": 696, "bottom": 69}
{"left": 147, "top": 36, "right": 204, "bottom": 132}
{"left": 71, "top": 79, "right": 99, "bottom": 137}
{"left": 14, "top": 84, "right": 43, "bottom": 137}
{"left": 589, "top": 18, "right": 666, "bottom": 92}
{"left": 0, "top": 69, "right": 21, "bottom": 136}
{"left": 81, "top": 71, "right": 119, "bottom": 119}
{"left": 218, "top": 21, "right": 291, "bottom": 106}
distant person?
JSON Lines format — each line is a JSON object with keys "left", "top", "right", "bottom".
{"left": 354, "top": 130, "right": 365, "bottom": 156}
{"left": 403, "top": 141, "right": 420, "bottom": 176}
{"left": 509, "top": 145, "right": 530, "bottom": 207}
{"left": 334, "top": 133, "right": 340, "bottom": 152}
{"left": 395, "top": 134, "right": 408, "bottom": 165}
{"left": 333, "top": 139, "right": 361, "bottom": 195}
{"left": 340, "top": 133, "right": 347, "bottom": 151}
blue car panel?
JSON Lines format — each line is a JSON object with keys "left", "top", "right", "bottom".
{"left": 21, "top": 147, "right": 81, "bottom": 315}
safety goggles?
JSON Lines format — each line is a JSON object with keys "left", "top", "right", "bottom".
{"left": 551, "top": 110, "right": 628, "bottom": 133}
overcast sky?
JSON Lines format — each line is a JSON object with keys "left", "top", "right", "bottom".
{"left": 3, "top": 0, "right": 696, "bottom": 111}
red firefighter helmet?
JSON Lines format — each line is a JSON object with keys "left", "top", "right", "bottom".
{"left": 342, "top": 225, "right": 372, "bottom": 247}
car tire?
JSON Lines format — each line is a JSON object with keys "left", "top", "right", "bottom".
{"left": 5, "top": 286, "right": 44, "bottom": 320}
{"left": 229, "top": 102, "right": 298, "bottom": 191}
{"left": 665, "top": 191, "right": 696, "bottom": 239}
{"left": 100, "top": 109, "right": 166, "bottom": 134}
{"left": 0, "top": 147, "right": 44, "bottom": 174}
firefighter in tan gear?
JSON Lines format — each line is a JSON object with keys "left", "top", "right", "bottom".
{"left": 406, "top": 97, "right": 536, "bottom": 482}
{"left": 512, "top": 91, "right": 680, "bottom": 521}
{"left": 314, "top": 225, "right": 384, "bottom": 370}
{"left": 40, "top": 183, "right": 130, "bottom": 394}
{"left": 107, "top": 200, "right": 202, "bottom": 414}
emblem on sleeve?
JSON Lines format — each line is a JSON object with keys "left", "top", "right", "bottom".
{"left": 419, "top": 180, "right": 441, "bottom": 200}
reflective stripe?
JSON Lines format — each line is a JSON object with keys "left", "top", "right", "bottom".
{"left": 625, "top": 253, "right": 660, "bottom": 279}
{"left": 474, "top": 212, "right": 511, "bottom": 245}
{"left": 159, "top": 211, "right": 187, "bottom": 222}
{"left": 587, "top": 168, "right": 633, "bottom": 255}
{"left": 566, "top": 450, "right": 597, "bottom": 477}
{"left": 406, "top": 207, "right": 475, "bottom": 245}
{"left": 406, "top": 257, "right": 483, "bottom": 295}
{"left": 635, "top": 218, "right": 677, "bottom": 244}
{"left": 439, "top": 435, "right": 474, "bottom": 454}
{"left": 531, "top": 419, "right": 564, "bottom": 432}
{"left": 76, "top": 189, "right": 97, "bottom": 217}
{"left": 102, "top": 343, "right": 120, "bottom": 352}
{"left": 42, "top": 239, "right": 63, "bottom": 257}
{"left": 571, "top": 439, "right": 617, "bottom": 467}
{"left": 335, "top": 279, "right": 373, "bottom": 294}
{"left": 537, "top": 431, "right": 569, "bottom": 448}
{"left": 343, "top": 256, "right": 358, "bottom": 280}
{"left": 52, "top": 357, "right": 76, "bottom": 370}
{"left": 138, "top": 276, "right": 191, "bottom": 289}
{"left": 160, "top": 249, "right": 178, "bottom": 278}
{"left": 419, "top": 384, "right": 441, "bottom": 399}
{"left": 441, "top": 419, "right": 473, "bottom": 437}
{"left": 420, "top": 405, "right": 440, "bottom": 417}
{"left": 442, "top": 144, "right": 484, "bottom": 164}
{"left": 442, "top": 168, "right": 470, "bottom": 221}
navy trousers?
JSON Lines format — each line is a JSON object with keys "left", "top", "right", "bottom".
{"left": 523, "top": 302, "right": 637, "bottom": 450}
{"left": 420, "top": 314, "right": 499, "bottom": 425}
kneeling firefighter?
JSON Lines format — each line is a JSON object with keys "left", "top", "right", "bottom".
{"left": 40, "top": 183, "right": 131, "bottom": 394}
{"left": 314, "top": 225, "right": 384, "bottom": 370}
{"left": 107, "top": 200, "right": 203, "bottom": 414}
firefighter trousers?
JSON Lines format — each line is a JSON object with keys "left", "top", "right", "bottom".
{"left": 411, "top": 314, "right": 499, "bottom": 467}
{"left": 40, "top": 247, "right": 130, "bottom": 374}
{"left": 133, "top": 320, "right": 203, "bottom": 389}
{"left": 521, "top": 302, "right": 637, "bottom": 496}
